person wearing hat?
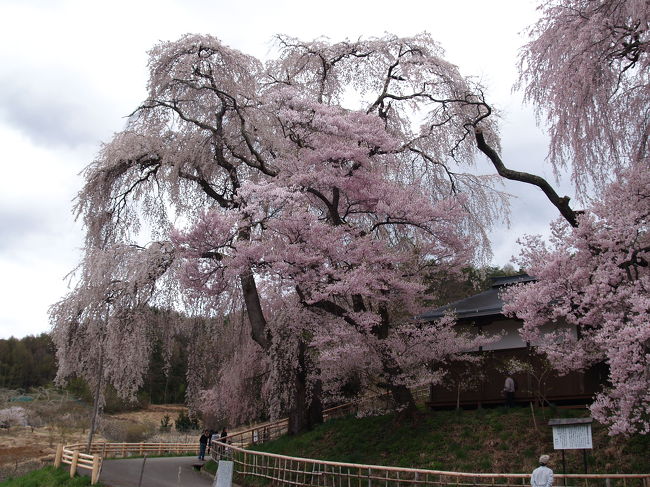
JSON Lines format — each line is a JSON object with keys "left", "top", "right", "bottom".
{"left": 531, "top": 455, "right": 554, "bottom": 487}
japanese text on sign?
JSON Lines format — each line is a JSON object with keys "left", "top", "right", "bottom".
{"left": 552, "top": 424, "right": 593, "bottom": 450}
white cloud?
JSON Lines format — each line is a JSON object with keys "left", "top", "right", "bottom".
{"left": 0, "top": 0, "right": 563, "bottom": 338}
{"left": 0, "top": 125, "right": 84, "bottom": 338}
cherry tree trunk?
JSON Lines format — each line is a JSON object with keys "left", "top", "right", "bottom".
{"left": 287, "top": 340, "right": 323, "bottom": 435}
{"left": 240, "top": 272, "right": 270, "bottom": 350}
{"left": 86, "top": 345, "right": 104, "bottom": 453}
{"left": 374, "top": 309, "right": 417, "bottom": 417}
{"left": 388, "top": 383, "right": 417, "bottom": 418}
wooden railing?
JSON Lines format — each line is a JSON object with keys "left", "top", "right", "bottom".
{"left": 63, "top": 441, "right": 199, "bottom": 457}
{"left": 54, "top": 444, "right": 102, "bottom": 485}
{"left": 56, "top": 441, "right": 200, "bottom": 484}
{"left": 210, "top": 442, "right": 650, "bottom": 487}
{"left": 210, "top": 391, "right": 649, "bottom": 487}
{"left": 57, "top": 385, "right": 648, "bottom": 487}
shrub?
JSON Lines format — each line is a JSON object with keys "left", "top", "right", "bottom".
{"left": 175, "top": 410, "right": 198, "bottom": 432}
{"left": 0, "top": 406, "right": 28, "bottom": 427}
{"left": 160, "top": 414, "right": 171, "bottom": 432}
{"left": 100, "top": 418, "right": 156, "bottom": 442}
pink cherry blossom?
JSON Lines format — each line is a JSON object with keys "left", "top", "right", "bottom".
{"left": 504, "top": 163, "right": 650, "bottom": 435}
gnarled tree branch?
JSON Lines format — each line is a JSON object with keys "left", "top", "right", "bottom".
{"left": 474, "top": 127, "right": 579, "bottom": 227}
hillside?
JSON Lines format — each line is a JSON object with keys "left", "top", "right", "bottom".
{"left": 249, "top": 406, "right": 649, "bottom": 474}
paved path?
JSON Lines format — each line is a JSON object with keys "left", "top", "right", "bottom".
{"left": 81, "top": 456, "right": 214, "bottom": 487}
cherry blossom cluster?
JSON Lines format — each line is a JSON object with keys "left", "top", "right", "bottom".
{"left": 504, "top": 163, "right": 650, "bottom": 434}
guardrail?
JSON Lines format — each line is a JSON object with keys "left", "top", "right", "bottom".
{"left": 56, "top": 441, "right": 201, "bottom": 485}
{"left": 63, "top": 441, "right": 199, "bottom": 457}
{"left": 57, "top": 385, "right": 648, "bottom": 487}
{"left": 210, "top": 441, "right": 650, "bottom": 487}
{"left": 54, "top": 444, "right": 101, "bottom": 485}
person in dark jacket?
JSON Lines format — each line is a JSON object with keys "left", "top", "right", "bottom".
{"left": 198, "top": 429, "right": 210, "bottom": 460}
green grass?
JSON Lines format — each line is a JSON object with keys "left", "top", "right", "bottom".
{"left": 0, "top": 466, "right": 103, "bottom": 487}
{"left": 248, "top": 406, "right": 650, "bottom": 474}
{"left": 204, "top": 460, "right": 218, "bottom": 475}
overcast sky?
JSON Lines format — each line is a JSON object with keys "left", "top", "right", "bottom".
{"left": 0, "top": 0, "right": 576, "bottom": 339}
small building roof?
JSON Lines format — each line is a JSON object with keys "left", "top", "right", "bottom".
{"left": 418, "top": 274, "right": 535, "bottom": 321}
{"left": 548, "top": 418, "right": 593, "bottom": 426}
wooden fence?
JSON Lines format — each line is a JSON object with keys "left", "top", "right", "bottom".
{"left": 54, "top": 444, "right": 101, "bottom": 485}
{"left": 56, "top": 441, "right": 201, "bottom": 484}
{"left": 210, "top": 388, "right": 649, "bottom": 487}
{"left": 209, "top": 441, "right": 650, "bottom": 487}
{"left": 63, "top": 441, "right": 199, "bottom": 457}
{"left": 56, "top": 385, "right": 649, "bottom": 487}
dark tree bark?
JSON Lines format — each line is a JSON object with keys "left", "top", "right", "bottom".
{"left": 474, "top": 128, "right": 579, "bottom": 227}
{"left": 86, "top": 344, "right": 104, "bottom": 453}
{"left": 239, "top": 272, "right": 270, "bottom": 351}
{"left": 287, "top": 340, "right": 323, "bottom": 435}
{"left": 390, "top": 383, "right": 417, "bottom": 416}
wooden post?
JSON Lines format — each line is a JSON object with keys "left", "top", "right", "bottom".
{"left": 54, "top": 445, "right": 63, "bottom": 468}
{"left": 70, "top": 450, "right": 80, "bottom": 478}
{"left": 91, "top": 455, "right": 101, "bottom": 485}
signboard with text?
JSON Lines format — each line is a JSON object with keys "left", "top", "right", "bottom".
{"left": 549, "top": 418, "right": 593, "bottom": 450}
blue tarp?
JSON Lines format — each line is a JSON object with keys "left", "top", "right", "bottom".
{"left": 9, "top": 395, "right": 33, "bottom": 402}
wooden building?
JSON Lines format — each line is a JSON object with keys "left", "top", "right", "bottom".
{"left": 419, "top": 275, "right": 606, "bottom": 409}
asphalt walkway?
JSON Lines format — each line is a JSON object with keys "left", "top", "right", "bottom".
{"left": 81, "top": 456, "right": 214, "bottom": 487}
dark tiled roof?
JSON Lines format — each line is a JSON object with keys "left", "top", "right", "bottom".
{"left": 418, "top": 274, "right": 535, "bottom": 321}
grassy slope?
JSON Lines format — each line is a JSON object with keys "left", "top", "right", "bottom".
{"left": 0, "top": 467, "right": 102, "bottom": 487}
{"left": 249, "top": 407, "right": 650, "bottom": 474}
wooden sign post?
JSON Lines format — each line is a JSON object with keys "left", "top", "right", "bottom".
{"left": 548, "top": 417, "right": 593, "bottom": 478}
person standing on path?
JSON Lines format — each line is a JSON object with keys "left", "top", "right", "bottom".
{"left": 210, "top": 429, "right": 219, "bottom": 450}
{"left": 531, "top": 455, "right": 554, "bottom": 487}
{"left": 198, "top": 429, "right": 210, "bottom": 461}
{"left": 503, "top": 375, "right": 516, "bottom": 408}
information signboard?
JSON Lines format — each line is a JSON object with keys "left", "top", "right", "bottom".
{"left": 548, "top": 418, "right": 593, "bottom": 475}
{"left": 551, "top": 423, "right": 593, "bottom": 450}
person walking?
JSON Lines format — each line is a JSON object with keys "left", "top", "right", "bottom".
{"left": 531, "top": 455, "right": 554, "bottom": 487}
{"left": 503, "top": 375, "right": 516, "bottom": 408}
{"left": 198, "top": 429, "right": 210, "bottom": 461}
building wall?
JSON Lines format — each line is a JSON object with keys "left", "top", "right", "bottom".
{"left": 481, "top": 319, "right": 525, "bottom": 351}
{"left": 428, "top": 347, "right": 604, "bottom": 408}
{"left": 459, "top": 318, "right": 578, "bottom": 352}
